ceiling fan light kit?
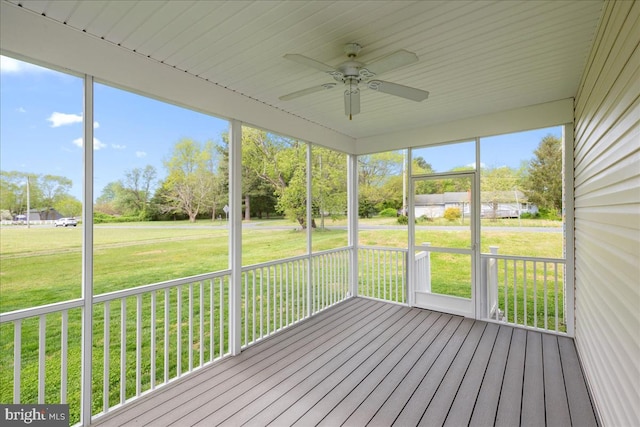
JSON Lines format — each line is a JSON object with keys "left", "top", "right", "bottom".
{"left": 280, "top": 43, "right": 429, "bottom": 120}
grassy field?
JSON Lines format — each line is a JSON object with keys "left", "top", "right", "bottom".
{"left": 0, "top": 218, "right": 563, "bottom": 424}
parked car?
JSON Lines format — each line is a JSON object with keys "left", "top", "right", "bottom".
{"left": 55, "top": 217, "right": 78, "bottom": 227}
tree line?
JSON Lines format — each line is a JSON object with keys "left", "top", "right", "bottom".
{"left": 0, "top": 132, "right": 562, "bottom": 223}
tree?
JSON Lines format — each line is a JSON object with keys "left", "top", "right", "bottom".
{"left": 122, "top": 165, "right": 157, "bottom": 216}
{"left": 481, "top": 166, "right": 523, "bottom": 220}
{"left": 1, "top": 170, "right": 77, "bottom": 215}
{"left": 241, "top": 128, "right": 311, "bottom": 227}
{"left": 358, "top": 152, "right": 404, "bottom": 215}
{"left": 312, "top": 147, "right": 347, "bottom": 228}
{"left": 39, "top": 175, "right": 72, "bottom": 208}
{"left": 525, "top": 135, "right": 562, "bottom": 213}
{"left": 54, "top": 195, "right": 82, "bottom": 217}
{"left": 161, "top": 138, "right": 214, "bottom": 222}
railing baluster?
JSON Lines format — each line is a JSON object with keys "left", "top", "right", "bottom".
{"left": 554, "top": 262, "right": 559, "bottom": 332}
{"left": 259, "top": 269, "right": 263, "bottom": 339}
{"left": 219, "top": 277, "right": 224, "bottom": 357}
{"left": 244, "top": 274, "right": 248, "bottom": 347}
{"left": 61, "top": 310, "right": 68, "bottom": 404}
{"left": 151, "top": 292, "right": 156, "bottom": 390}
{"left": 103, "top": 302, "right": 110, "bottom": 412}
{"left": 285, "top": 263, "right": 290, "bottom": 326}
{"left": 136, "top": 294, "right": 142, "bottom": 396}
{"left": 38, "top": 315, "right": 45, "bottom": 404}
{"left": 523, "top": 261, "right": 528, "bottom": 327}
{"left": 199, "top": 281, "right": 204, "bottom": 367}
{"left": 13, "top": 320, "right": 21, "bottom": 403}
{"left": 513, "top": 260, "right": 518, "bottom": 326}
{"left": 503, "top": 259, "right": 508, "bottom": 322}
{"left": 120, "top": 298, "right": 126, "bottom": 404}
{"left": 533, "top": 261, "right": 538, "bottom": 328}
{"left": 209, "top": 279, "right": 216, "bottom": 361}
{"left": 164, "top": 288, "right": 169, "bottom": 383}
{"left": 279, "top": 263, "right": 283, "bottom": 330}
{"left": 177, "top": 286, "right": 182, "bottom": 377}
{"left": 544, "top": 263, "right": 548, "bottom": 330}
{"left": 252, "top": 272, "right": 256, "bottom": 344}
{"left": 188, "top": 283, "right": 193, "bottom": 372}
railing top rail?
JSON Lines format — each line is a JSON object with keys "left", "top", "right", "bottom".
{"left": 241, "top": 254, "right": 309, "bottom": 271}
{"left": 310, "top": 246, "right": 352, "bottom": 257}
{"left": 480, "top": 253, "right": 565, "bottom": 263}
{"left": 1, "top": 298, "right": 84, "bottom": 323}
{"left": 93, "top": 270, "right": 232, "bottom": 303}
{"left": 241, "top": 246, "right": 353, "bottom": 272}
{"left": 359, "top": 246, "right": 409, "bottom": 253}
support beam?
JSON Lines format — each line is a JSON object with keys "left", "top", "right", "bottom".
{"left": 347, "top": 154, "right": 359, "bottom": 297}
{"left": 229, "top": 120, "right": 242, "bottom": 355}
{"left": 81, "top": 75, "right": 94, "bottom": 426}
{"left": 563, "top": 122, "right": 575, "bottom": 337}
{"left": 306, "top": 144, "right": 313, "bottom": 316}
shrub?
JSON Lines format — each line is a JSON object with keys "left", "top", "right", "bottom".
{"left": 379, "top": 208, "right": 397, "bottom": 218}
{"left": 444, "top": 207, "right": 462, "bottom": 222}
{"left": 397, "top": 215, "right": 409, "bottom": 225}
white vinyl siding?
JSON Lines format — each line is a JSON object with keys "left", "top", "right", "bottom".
{"left": 573, "top": 1, "right": 640, "bottom": 426}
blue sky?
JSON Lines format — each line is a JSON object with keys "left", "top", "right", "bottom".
{"left": 1, "top": 55, "right": 561, "bottom": 201}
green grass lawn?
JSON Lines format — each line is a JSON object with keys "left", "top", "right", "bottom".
{"left": 0, "top": 219, "right": 563, "bottom": 424}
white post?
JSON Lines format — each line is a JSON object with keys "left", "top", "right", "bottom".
{"left": 81, "top": 75, "right": 94, "bottom": 426}
{"left": 563, "top": 123, "right": 575, "bottom": 336}
{"left": 488, "top": 246, "right": 499, "bottom": 320}
{"left": 347, "top": 154, "right": 358, "bottom": 297}
{"left": 229, "top": 120, "right": 242, "bottom": 355}
{"left": 415, "top": 243, "right": 432, "bottom": 293}
{"left": 306, "top": 144, "right": 313, "bottom": 315}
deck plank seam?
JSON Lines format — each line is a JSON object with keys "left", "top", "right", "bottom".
{"left": 225, "top": 307, "right": 425, "bottom": 426}
{"left": 139, "top": 300, "right": 393, "bottom": 426}
{"left": 315, "top": 310, "right": 444, "bottom": 427}
{"left": 179, "top": 304, "right": 409, "bottom": 426}
{"left": 388, "top": 318, "right": 473, "bottom": 426}
{"left": 416, "top": 321, "right": 488, "bottom": 426}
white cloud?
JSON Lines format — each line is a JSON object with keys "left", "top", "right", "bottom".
{"left": 72, "top": 137, "right": 106, "bottom": 150}
{"left": 135, "top": 151, "right": 147, "bottom": 158}
{"left": 1, "top": 56, "right": 52, "bottom": 74}
{"left": 48, "top": 112, "right": 83, "bottom": 127}
{"left": 17, "top": 107, "right": 26, "bottom": 113}
{"left": 94, "top": 121, "right": 100, "bottom": 129}
{"left": 111, "top": 144, "right": 126, "bottom": 150}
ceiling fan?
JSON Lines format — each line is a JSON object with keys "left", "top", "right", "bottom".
{"left": 279, "top": 43, "right": 429, "bottom": 120}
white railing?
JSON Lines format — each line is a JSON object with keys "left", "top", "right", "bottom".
{"left": 0, "top": 271, "right": 232, "bottom": 425}
{"left": 481, "top": 248, "right": 568, "bottom": 334}
{"left": 0, "top": 250, "right": 352, "bottom": 425}
{"left": 358, "top": 247, "right": 407, "bottom": 304}
{"left": 91, "top": 271, "right": 232, "bottom": 418}
{"left": 240, "top": 247, "right": 351, "bottom": 348}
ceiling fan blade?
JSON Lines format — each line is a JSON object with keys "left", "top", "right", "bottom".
{"left": 283, "top": 53, "right": 336, "bottom": 73}
{"left": 367, "top": 80, "right": 429, "bottom": 102}
{"left": 362, "top": 49, "right": 418, "bottom": 76}
{"left": 344, "top": 87, "right": 360, "bottom": 119}
{"left": 279, "top": 83, "right": 336, "bottom": 101}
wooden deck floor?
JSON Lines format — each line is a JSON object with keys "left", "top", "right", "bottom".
{"left": 93, "top": 297, "right": 598, "bottom": 426}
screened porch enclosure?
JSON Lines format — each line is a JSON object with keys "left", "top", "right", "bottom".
{"left": 4, "top": 1, "right": 637, "bottom": 426}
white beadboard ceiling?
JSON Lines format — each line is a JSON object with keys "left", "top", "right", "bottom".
{"left": 4, "top": 0, "right": 604, "bottom": 140}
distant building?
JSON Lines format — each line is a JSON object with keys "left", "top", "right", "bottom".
{"left": 13, "top": 208, "right": 64, "bottom": 222}
{"left": 414, "top": 190, "right": 532, "bottom": 219}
